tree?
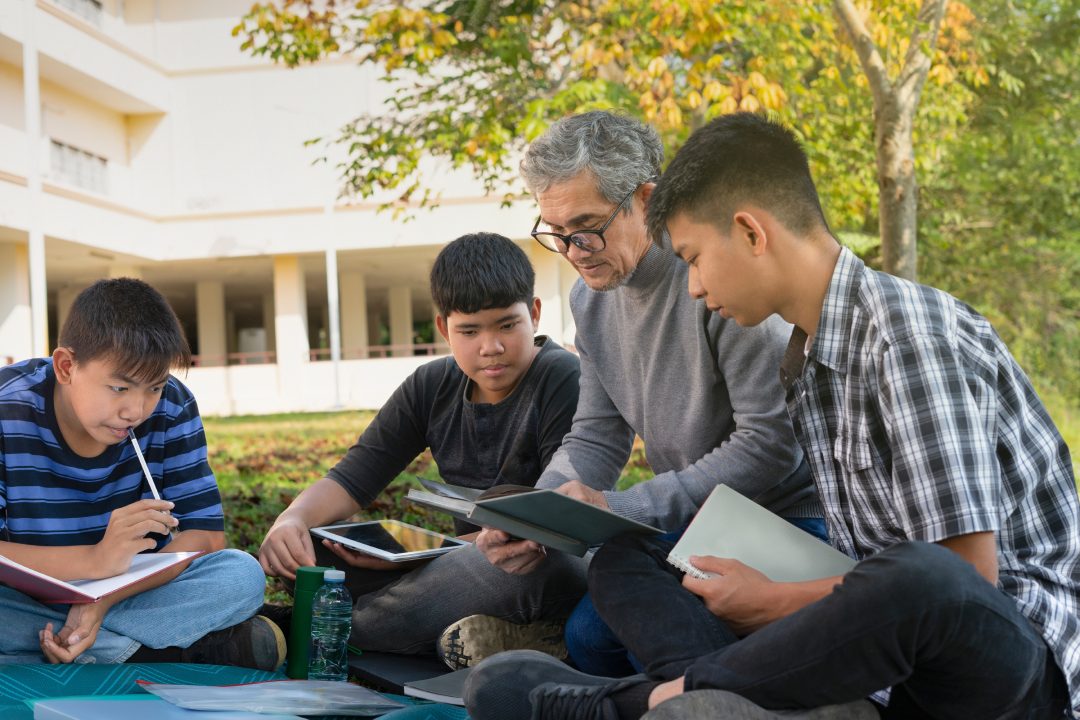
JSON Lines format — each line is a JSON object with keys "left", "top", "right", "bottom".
{"left": 234, "top": 1, "right": 976, "bottom": 278}
{"left": 834, "top": 0, "right": 946, "bottom": 279}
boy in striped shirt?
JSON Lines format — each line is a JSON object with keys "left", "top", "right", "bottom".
{"left": 0, "top": 278, "right": 281, "bottom": 669}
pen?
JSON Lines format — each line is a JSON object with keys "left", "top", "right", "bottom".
{"left": 128, "top": 428, "right": 178, "bottom": 540}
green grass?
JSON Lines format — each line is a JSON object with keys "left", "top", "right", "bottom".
{"left": 206, "top": 393, "right": 1079, "bottom": 601}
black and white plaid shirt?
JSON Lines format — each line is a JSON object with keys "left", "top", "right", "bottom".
{"left": 781, "top": 247, "right": 1080, "bottom": 709}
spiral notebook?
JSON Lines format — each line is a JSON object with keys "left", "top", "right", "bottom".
{"left": 667, "top": 485, "right": 856, "bottom": 581}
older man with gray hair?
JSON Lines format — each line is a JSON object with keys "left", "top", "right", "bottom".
{"left": 439, "top": 111, "right": 822, "bottom": 674}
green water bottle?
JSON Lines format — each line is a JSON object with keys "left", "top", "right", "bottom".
{"left": 286, "top": 566, "right": 329, "bottom": 679}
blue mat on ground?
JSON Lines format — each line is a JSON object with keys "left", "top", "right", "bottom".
{"left": 0, "top": 663, "right": 468, "bottom": 720}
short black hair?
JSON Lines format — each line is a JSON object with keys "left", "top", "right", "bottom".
{"left": 430, "top": 233, "right": 535, "bottom": 317}
{"left": 58, "top": 278, "right": 191, "bottom": 381}
{"left": 648, "top": 113, "right": 828, "bottom": 245}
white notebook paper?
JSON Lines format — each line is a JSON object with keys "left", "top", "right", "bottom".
{"left": 668, "top": 485, "right": 856, "bottom": 582}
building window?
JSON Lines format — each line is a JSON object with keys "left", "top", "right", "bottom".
{"left": 49, "top": 140, "right": 108, "bottom": 194}
{"left": 51, "top": 0, "right": 104, "bottom": 26}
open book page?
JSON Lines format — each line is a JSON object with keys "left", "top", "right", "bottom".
{"left": 668, "top": 485, "right": 855, "bottom": 582}
{"left": 0, "top": 551, "right": 203, "bottom": 604}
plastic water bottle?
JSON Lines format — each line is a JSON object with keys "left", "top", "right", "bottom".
{"left": 307, "top": 569, "right": 352, "bottom": 681}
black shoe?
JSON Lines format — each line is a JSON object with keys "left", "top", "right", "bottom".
{"left": 181, "top": 615, "right": 287, "bottom": 671}
{"left": 463, "top": 649, "right": 644, "bottom": 720}
{"left": 258, "top": 602, "right": 293, "bottom": 639}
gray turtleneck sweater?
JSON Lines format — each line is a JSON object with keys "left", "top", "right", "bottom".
{"left": 537, "top": 243, "right": 818, "bottom": 531}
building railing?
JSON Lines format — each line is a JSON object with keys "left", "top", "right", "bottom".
{"left": 190, "top": 344, "right": 450, "bottom": 367}
{"left": 308, "top": 344, "right": 450, "bottom": 361}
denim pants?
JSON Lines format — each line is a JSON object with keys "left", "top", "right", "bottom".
{"left": 311, "top": 541, "right": 588, "bottom": 655}
{"left": 591, "top": 538, "right": 1069, "bottom": 718}
{"left": 567, "top": 518, "right": 828, "bottom": 677}
{"left": 0, "top": 549, "right": 267, "bottom": 664}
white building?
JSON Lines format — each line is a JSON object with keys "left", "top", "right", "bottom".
{"left": 0, "top": 0, "right": 578, "bottom": 415}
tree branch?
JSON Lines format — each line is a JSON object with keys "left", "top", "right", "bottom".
{"left": 896, "top": 0, "right": 949, "bottom": 119}
{"left": 833, "top": 0, "right": 892, "bottom": 109}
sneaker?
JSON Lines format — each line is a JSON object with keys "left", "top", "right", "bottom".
{"left": 463, "top": 649, "right": 643, "bottom": 720}
{"left": 181, "top": 615, "right": 287, "bottom": 671}
{"left": 641, "top": 689, "right": 880, "bottom": 719}
{"left": 437, "top": 614, "right": 567, "bottom": 670}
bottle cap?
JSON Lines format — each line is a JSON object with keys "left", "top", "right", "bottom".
{"left": 323, "top": 569, "right": 346, "bottom": 582}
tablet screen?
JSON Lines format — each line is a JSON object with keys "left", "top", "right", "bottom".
{"left": 321, "top": 520, "right": 461, "bottom": 554}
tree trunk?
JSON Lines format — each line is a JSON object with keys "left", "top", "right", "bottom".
{"left": 875, "top": 103, "right": 919, "bottom": 280}
{"left": 834, "top": 0, "right": 948, "bottom": 281}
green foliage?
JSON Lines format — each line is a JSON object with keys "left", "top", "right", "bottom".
{"left": 918, "top": 0, "right": 1080, "bottom": 399}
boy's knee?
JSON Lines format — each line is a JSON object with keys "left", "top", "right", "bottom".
{"left": 855, "top": 541, "right": 980, "bottom": 606}
{"left": 207, "top": 549, "right": 267, "bottom": 611}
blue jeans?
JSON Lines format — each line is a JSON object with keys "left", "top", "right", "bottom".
{"left": 0, "top": 549, "right": 266, "bottom": 664}
{"left": 566, "top": 518, "right": 828, "bottom": 677}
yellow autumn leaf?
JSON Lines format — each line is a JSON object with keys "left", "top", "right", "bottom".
{"left": 719, "top": 95, "right": 738, "bottom": 114}
{"left": 686, "top": 90, "right": 703, "bottom": 109}
{"left": 702, "top": 81, "right": 724, "bottom": 102}
{"left": 647, "top": 56, "right": 668, "bottom": 78}
{"left": 739, "top": 94, "right": 761, "bottom": 112}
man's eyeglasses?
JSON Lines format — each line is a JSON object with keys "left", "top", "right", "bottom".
{"left": 531, "top": 182, "right": 646, "bottom": 254}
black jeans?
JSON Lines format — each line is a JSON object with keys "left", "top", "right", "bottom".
{"left": 590, "top": 536, "right": 1069, "bottom": 719}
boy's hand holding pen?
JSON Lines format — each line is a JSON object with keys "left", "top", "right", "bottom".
{"left": 128, "top": 428, "right": 179, "bottom": 541}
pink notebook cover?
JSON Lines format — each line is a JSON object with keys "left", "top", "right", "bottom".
{"left": 0, "top": 551, "right": 203, "bottom": 604}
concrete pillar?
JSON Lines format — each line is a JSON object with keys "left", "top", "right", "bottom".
{"left": 55, "top": 284, "right": 86, "bottom": 340}
{"left": 388, "top": 285, "right": 413, "bottom": 357}
{"left": 273, "top": 255, "right": 309, "bottom": 403}
{"left": 195, "top": 280, "right": 227, "bottom": 366}
{"left": 22, "top": 0, "right": 47, "bottom": 357}
{"left": 528, "top": 245, "right": 565, "bottom": 343}
{"left": 0, "top": 243, "right": 33, "bottom": 364}
{"left": 108, "top": 265, "right": 142, "bottom": 279}
{"left": 367, "top": 304, "right": 382, "bottom": 351}
{"left": 340, "top": 271, "right": 368, "bottom": 359}
{"left": 226, "top": 310, "right": 237, "bottom": 354}
{"left": 262, "top": 292, "right": 276, "bottom": 357}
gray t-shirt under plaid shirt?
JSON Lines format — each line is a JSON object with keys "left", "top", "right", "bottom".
{"left": 781, "top": 247, "right": 1080, "bottom": 709}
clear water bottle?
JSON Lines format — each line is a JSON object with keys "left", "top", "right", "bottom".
{"left": 307, "top": 569, "right": 352, "bottom": 681}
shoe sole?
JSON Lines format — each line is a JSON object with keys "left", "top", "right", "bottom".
{"left": 253, "top": 615, "right": 288, "bottom": 671}
{"left": 438, "top": 615, "right": 567, "bottom": 671}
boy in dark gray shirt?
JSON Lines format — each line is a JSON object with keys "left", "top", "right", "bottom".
{"left": 259, "top": 233, "right": 584, "bottom": 658}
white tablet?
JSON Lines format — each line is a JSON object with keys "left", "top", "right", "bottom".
{"left": 311, "top": 519, "right": 469, "bottom": 562}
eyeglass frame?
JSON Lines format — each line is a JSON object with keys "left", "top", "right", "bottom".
{"left": 530, "top": 179, "right": 653, "bottom": 254}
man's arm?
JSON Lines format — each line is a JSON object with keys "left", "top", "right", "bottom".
{"left": 535, "top": 335, "right": 636, "bottom": 491}
{"left": 604, "top": 315, "right": 804, "bottom": 529}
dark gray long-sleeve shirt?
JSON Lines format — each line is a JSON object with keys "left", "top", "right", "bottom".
{"left": 328, "top": 338, "right": 580, "bottom": 513}
{"left": 537, "top": 243, "right": 818, "bottom": 531}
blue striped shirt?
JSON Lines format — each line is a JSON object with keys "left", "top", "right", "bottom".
{"left": 0, "top": 358, "right": 224, "bottom": 549}
{"left": 781, "top": 248, "right": 1080, "bottom": 709}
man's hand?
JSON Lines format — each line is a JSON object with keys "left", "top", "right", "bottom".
{"left": 92, "top": 499, "right": 177, "bottom": 577}
{"left": 555, "top": 480, "right": 609, "bottom": 509}
{"left": 260, "top": 517, "right": 316, "bottom": 581}
{"left": 681, "top": 556, "right": 779, "bottom": 635}
{"left": 39, "top": 602, "right": 109, "bottom": 663}
{"left": 475, "top": 528, "right": 547, "bottom": 575}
